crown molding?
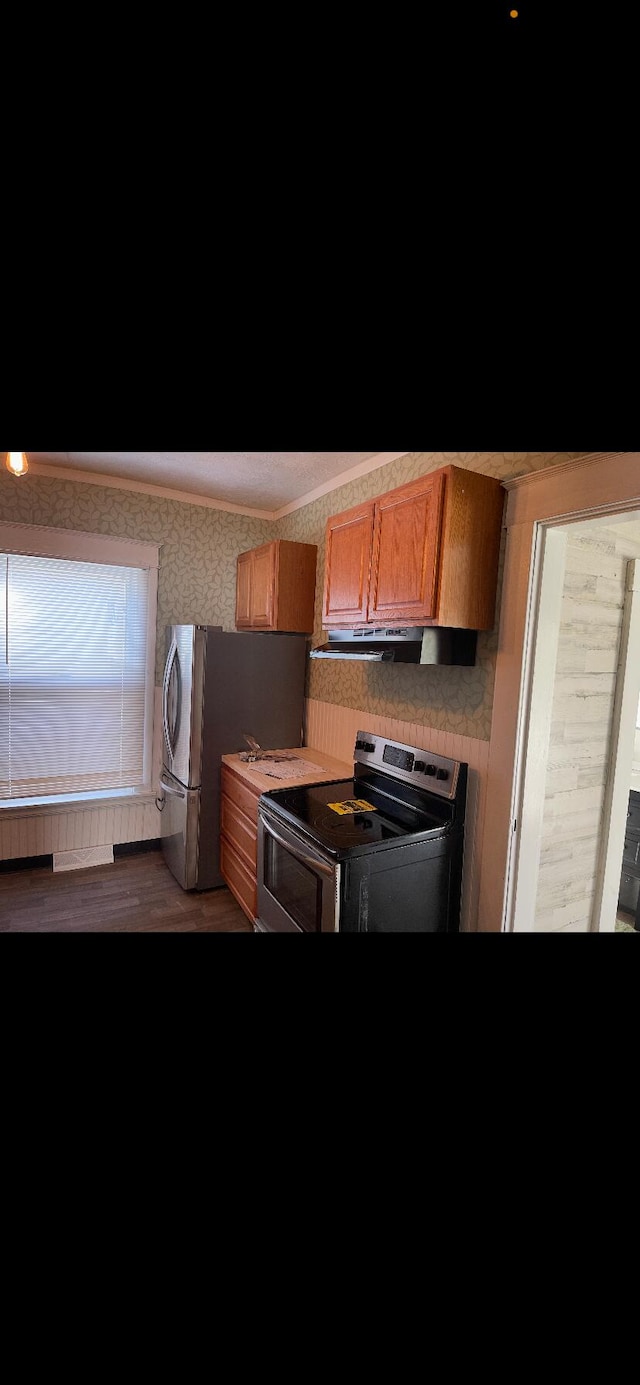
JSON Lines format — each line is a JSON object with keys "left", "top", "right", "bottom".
{"left": 502, "top": 452, "right": 626, "bottom": 490}
{"left": 24, "top": 451, "right": 411, "bottom": 520}
{"left": 25, "top": 461, "right": 275, "bottom": 519}
{"left": 272, "top": 452, "right": 410, "bottom": 518}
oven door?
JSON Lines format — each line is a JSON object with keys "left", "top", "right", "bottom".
{"left": 257, "top": 806, "right": 341, "bottom": 933}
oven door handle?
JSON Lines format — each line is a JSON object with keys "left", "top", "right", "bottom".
{"left": 260, "top": 811, "right": 335, "bottom": 879}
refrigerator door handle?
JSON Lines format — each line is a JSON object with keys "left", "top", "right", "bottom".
{"left": 162, "top": 636, "right": 180, "bottom": 763}
{"left": 159, "top": 772, "right": 186, "bottom": 800}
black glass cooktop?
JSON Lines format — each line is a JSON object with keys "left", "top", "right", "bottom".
{"left": 261, "top": 778, "right": 448, "bottom": 857}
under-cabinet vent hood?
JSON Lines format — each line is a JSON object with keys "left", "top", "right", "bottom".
{"left": 309, "top": 627, "right": 477, "bottom": 666}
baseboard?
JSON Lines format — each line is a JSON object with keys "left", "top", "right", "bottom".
{"left": 114, "top": 839, "right": 161, "bottom": 858}
{"left": 0, "top": 854, "right": 52, "bottom": 874}
{"left": 0, "top": 840, "right": 162, "bottom": 873}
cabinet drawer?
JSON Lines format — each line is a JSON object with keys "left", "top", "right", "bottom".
{"left": 221, "top": 793, "right": 257, "bottom": 870}
{"left": 220, "top": 838, "right": 257, "bottom": 923}
{"left": 221, "top": 766, "right": 260, "bottom": 825}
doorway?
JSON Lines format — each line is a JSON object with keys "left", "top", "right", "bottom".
{"left": 477, "top": 453, "right": 640, "bottom": 932}
{"left": 508, "top": 515, "right": 640, "bottom": 931}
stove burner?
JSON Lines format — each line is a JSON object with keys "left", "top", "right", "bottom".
{"left": 305, "top": 808, "right": 384, "bottom": 844}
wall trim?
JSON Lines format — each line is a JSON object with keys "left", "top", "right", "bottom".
{"left": 507, "top": 526, "right": 568, "bottom": 931}
{"left": 0, "top": 519, "right": 160, "bottom": 569}
{"left": 26, "top": 452, "right": 411, "bottom": 522}
{"left": 272, "top": 453, "right": 410, "bottom": 518}
{"left": 26, "top": 462, "right": 275, "bottom": 519}
{"left": 503, "top": 452, "right": 625, "bottom": 492}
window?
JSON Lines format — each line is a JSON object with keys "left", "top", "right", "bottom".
{"left": 0, "top": 523, "right": 159, "bottom": 804}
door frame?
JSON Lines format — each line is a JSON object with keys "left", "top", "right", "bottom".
{"left": 477, "top": 452, "right": 640, "bottom": 932}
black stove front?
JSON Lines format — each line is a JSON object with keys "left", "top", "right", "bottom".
{"left": 256, "top": 730, "right": 467, "bottom": 933}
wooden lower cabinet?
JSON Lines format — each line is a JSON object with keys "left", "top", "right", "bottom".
{"left": 220, "top": 766, "right": 260, "bottom": 925}
{"left": 220, "top": 837, "right": 257, "bottom": 923}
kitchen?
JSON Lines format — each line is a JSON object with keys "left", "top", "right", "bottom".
{"left": 1, "top": 450, "right": 638, "bottom": 933}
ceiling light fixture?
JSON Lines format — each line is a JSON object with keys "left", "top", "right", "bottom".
{"left": 5, "top": 451, "right": 29, "bottom": 478}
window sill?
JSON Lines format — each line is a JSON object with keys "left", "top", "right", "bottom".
{"left": 0, "top": 788, "right": 158, "bottom": 819}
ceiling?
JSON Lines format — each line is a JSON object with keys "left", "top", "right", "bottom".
{"left": 27, "top": 452, "right": 402, "bottom": 514}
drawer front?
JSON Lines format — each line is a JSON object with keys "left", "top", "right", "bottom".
{"left": 220, "top": 838, "right": 257, "bottom": 923}
{"left": 221, "top": 793, "right": 257, "bottom": 870}
{"left": 619, "top": 870, "right": 640, "bottom": 916}
{"left": 221, "top": 766, "right": 260, "bottom": 825}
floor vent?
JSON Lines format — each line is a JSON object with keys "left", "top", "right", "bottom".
{"left": 53, "top": 846, "right": 115, "bottom": 873}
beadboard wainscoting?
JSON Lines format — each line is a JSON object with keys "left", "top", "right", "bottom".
{"left": 0, "top": 689, "right": 163, "bottom": 863}
{"left": 305, "top": 698, "right": 490, "bottom": 933}
{"left": 0, "top": 797, "right": 160, "bottom": 862}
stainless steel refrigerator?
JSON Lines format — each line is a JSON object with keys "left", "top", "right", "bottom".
{"left": 159, "top": 624, "right": 307, "bottom": 890}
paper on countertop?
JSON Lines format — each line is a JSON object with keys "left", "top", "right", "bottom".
{"left": 257, "top": 757, "right": 332, "bottom": 781}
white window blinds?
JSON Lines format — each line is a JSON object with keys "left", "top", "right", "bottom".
{"left": 0, "top": 551, "right": 152, "bottom": 801}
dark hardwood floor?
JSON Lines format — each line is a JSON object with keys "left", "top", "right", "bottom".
{"left": 0, "top": 848, "right": 253, "bottom": 932}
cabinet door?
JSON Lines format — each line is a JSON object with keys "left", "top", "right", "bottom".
{"left": 249, "top": 543, "right": 276, "bottom": 628}
{"left": 236, "top": 551, "right": 253, "bottom": 628}
{"left": 323, "top": 502, "right": 375, "bottom": 626}
{"left": 369, "top": 472, "right": 445, "bottom": 624}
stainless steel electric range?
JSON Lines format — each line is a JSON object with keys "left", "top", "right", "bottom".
{"left": 256, "top": 730, "right": 467, "bottom": 933}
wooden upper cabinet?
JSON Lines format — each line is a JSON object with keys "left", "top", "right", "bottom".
{"left": 236, "top": 539, "right": 317, "bottom": 633}
{"left": 369, "top": 472, "right": 444, "bottom": 623}
{"left": 236, "top": 550, "right": 253, "bottom": 626}
{"left": 248, "top": 543, "right": 276, "bottom": 628}
{"left": 323, "top": 502, "right": 375, "bottom": 626}
{"left": 322, "top": 465, "right": 504, "bottom": 631}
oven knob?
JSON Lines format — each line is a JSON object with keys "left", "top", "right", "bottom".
{"left": 425, "top": 764, "right": 437, "bottom": 776}
{"left": 414, "top": 761, "right": 426, "bottom": 772}
{"left": 356, "top": 739, "right": 366, "bottom": 749}
{"left": 363, "top": 741, "right": 375, "bottom": 752}
{"left": 436, "top": 768, "right": 449, "bottom": 781}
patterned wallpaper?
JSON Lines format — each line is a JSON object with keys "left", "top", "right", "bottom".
{"left": 276, "top": 452, "right": 586, "bottom": 740}
{"left": 0, "top": 452, "right": 586, "bottom": 739}
{"left": 0, "top": 472, "right": 273, "bottom": 684}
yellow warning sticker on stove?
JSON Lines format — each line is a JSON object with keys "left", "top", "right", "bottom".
{"left": 327, "top": 798, "right": 377, "bottom": 815}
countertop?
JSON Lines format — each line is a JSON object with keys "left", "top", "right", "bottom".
{"left": 221, "top": 746, "right": 352, "bottom": 794}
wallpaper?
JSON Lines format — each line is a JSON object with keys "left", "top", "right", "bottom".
{"left": 0, "top": 452, "right": 586, "bottom": 740}
{"left": 276, "top": 452, "right": 586, "bottom": 741}
{"left": 0, "top": 472, "right": 273, "bottom": 684}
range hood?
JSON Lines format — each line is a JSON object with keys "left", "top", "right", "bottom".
{"left": 309, "top": 627, "right": 477, "bottom": 666}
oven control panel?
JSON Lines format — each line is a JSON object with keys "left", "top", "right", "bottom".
{"left": 354, "top": 730, "right": 461, "bottom": 800}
